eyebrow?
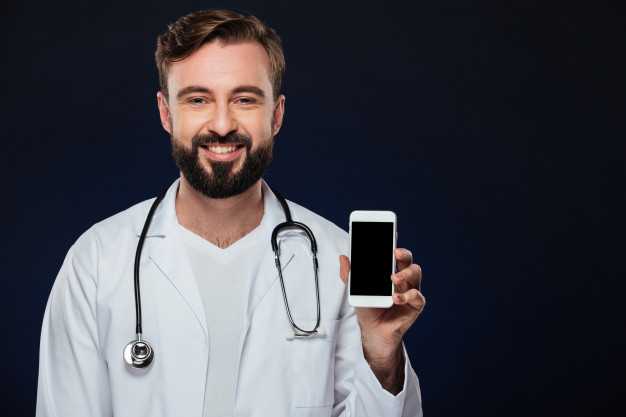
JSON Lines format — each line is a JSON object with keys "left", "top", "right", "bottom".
{"left": 176, "top": 86, "right": 212, "bottom": 100}
{"left": 176, "top": 85, "right": 266, "bottom": 100}
{"left": 232, "top": 85, "right": 265, "bottom": 98}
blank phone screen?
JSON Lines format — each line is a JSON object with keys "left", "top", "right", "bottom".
{"left": 350, "top": 222, "right": 394, "bottom": 296}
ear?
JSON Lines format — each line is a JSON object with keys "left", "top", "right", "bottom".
{"left": 157, "top": 91, "right": 172, "bottom": 134}
{"left": 272, "top": 94, "right": 286, "bottom": 135}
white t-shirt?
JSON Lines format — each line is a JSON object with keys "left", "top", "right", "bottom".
{"left": 179, "top": 224, "right": 259, "bottom": 417}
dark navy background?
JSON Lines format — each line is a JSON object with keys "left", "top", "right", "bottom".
{"left": 1, "top": 0, "right": 624, "bottom": 415}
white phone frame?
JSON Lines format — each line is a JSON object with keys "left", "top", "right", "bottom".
{"left": 348, "top": 210, "right": 396, "bottom": 308}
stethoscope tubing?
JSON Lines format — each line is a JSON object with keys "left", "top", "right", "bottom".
{"left": 269, "top": 187, "right": 322, "bottom": 336}
{"left": 275, "top": 236, "right": 321, "bottom": 335}
{"left": 133, "top": 188, "right": 168, "bottom": 336}
{"left": 126, "top": 185, "right": 322, "bottom": 369}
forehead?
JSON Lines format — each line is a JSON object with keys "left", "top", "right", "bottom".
{"left": 167, "top": 40, "right": 272, "bottom": 97}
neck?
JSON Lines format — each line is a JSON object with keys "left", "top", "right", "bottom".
{"left": 175, "top": 176, "right": 264, "bottom": 249}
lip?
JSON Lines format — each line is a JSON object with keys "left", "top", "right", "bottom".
{"left": 200, "top": 144, "right": 246, "bottom": 162}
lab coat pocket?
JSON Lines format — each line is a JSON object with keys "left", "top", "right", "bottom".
{"left": 292, "top": 319, "right": 340, "bottom": 410}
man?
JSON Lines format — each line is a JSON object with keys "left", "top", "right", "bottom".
{"left": 37, "top": 10, "right": 425, "bottom": 417}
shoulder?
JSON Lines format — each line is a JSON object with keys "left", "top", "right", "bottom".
{"left": 47, "top": 196, "right": 156, "bottom": 294}
{"left": 286, "top": 199, "right": 348, "bottom": 250}
{"left": 70, "top": 197, "right": 156, "bottom": 259}
{"left": 93, "top": 198, "right": 155, "bottom": 238}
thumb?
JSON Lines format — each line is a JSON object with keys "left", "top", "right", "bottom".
{"left": 339, "top": 255, "right": 350, "bottom": 288}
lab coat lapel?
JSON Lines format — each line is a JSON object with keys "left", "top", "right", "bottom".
{"left": 137, "top": 180, "right": 209, "bottom": 337}
{"left": 239, "top": 181, "right": 295, "bottom": 335}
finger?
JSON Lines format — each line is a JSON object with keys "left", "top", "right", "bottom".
{"left": 395, "top": 248, "right": 413, "bottom": 272}
{"left": 393, "top": 289, "right": 426, "bottom": 313}
{"left": 391, "top": 263, "right": 422, "bottom": 292}
{"left": 338, "top": 255, "right": 350, "bottom": 289}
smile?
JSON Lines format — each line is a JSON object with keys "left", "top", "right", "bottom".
{"left": 207, "top": 145, "right": 238, "bottom": 154}
{"left": 200, "top": 144, "right": 246, "bottom": 161}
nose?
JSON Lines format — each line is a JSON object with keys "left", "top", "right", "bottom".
{"left": 207, "top": 102, "right": 237, "bottom": 137}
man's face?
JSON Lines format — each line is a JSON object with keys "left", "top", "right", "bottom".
{"left": 157, "top": 40, "right": 285, "bottom": 198}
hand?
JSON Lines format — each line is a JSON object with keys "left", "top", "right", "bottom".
{"left": 339, "top": 248, "right": 425, "bottom": 393}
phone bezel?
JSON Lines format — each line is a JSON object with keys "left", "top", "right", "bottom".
{"left": 348, "top": 210, "right": 396, "bottom": 308}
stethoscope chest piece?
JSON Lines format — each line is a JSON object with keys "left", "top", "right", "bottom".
{"left": 123, "top": 337, "right": 155, "bottom": 369}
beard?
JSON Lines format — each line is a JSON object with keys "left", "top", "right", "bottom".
{"left": 171, "top": 131, "right": 273, "bottom": 199}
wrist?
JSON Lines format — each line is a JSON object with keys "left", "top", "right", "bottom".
{"left": 362, "top": 339, "right": 404, "bottom": 368}
{"left": 361, "top": 330, "right": 402, "bottom": 358}
{"left": 361, "top": 337, "right": 405, "bottom": 395}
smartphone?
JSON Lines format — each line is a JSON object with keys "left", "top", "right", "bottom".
{"left": 348, "top": 210, "right": 396, "bottom": 308}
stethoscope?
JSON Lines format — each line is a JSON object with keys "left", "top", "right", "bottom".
{"left": 124, "top": 186, "right": 326, "bottom": 369}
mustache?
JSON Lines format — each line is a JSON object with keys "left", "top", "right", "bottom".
{"left": 191, "top": 132, "right": 252, "bottom": 149}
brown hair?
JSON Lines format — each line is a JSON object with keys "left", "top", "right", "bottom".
{"left": 156, "top": 10, "right": 285, "bottom": 101}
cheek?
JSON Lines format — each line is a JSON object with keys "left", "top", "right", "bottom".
{"left": 256, "top": 120, "right": 275, "bottom": 143}
{"left": 239, "top": 112, "right": 273, "bottom": 139}
{"left": 172, "top": 111, "right": 207, "bottom": 139}
{"left": 263, "top": 106, "right": 279, "bottom": 135}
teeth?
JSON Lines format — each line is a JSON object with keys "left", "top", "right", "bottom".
{"left": 207, "top": 145, "right": 237, "bottom": 154}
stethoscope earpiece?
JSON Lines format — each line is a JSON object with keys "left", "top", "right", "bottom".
{"left": 123, "top": 335, "right": 155, "bottom": 369}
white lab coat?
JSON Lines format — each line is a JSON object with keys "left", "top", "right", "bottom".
{"left": 37, "top": 180, "right": 422, "bottom": 417}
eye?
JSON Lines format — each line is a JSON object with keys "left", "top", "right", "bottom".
{"left": 189, "top": 97, "right": 206, "bottom": 105}
{"left": 235, "top": 97, "right": 256, "bottom": 105}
